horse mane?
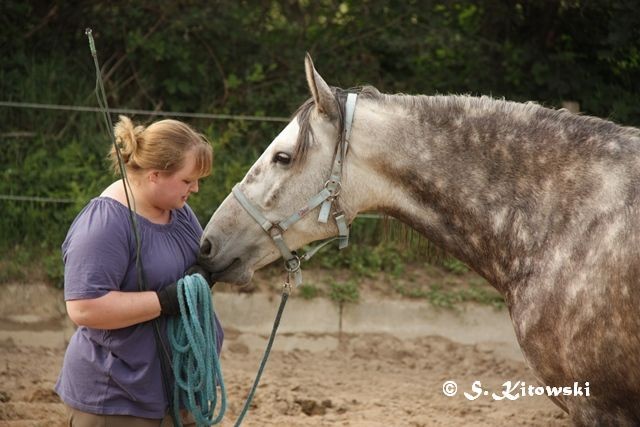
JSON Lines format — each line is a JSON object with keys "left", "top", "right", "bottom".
{"left": 294, "top": 85, "right": 639, "bottom": 168}
{"left": 291, "top": 98, "right": 317, "bottom": 168}
{"left": 356, "top": 86, "right": 640, "bottom": 143}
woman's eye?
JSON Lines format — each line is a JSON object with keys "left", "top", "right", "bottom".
{"left": 273, "top": 152, "right": 291, "bottom": 165}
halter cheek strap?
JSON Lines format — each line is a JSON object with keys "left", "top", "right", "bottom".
{"left": 233, "top": 93, "right": 358, "bottom": 287}
{"left": 319, "top": 93, "right": 357, "bottom": 217}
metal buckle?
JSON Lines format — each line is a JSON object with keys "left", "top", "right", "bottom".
{"left": 284, "top": 254, "right": 301, "bottom": 273}
{"left": 324, "top": 179, "right": 342, "bottom": 198}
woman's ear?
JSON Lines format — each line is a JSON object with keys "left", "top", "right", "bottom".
{"left": 147, "top": 170, "right": 160, "bottom": 183}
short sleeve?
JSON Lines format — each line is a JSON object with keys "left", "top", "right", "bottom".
{"left": 61, "top": 199, "right": 131, "bottom": 301}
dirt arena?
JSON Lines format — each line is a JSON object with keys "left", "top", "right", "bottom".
{"left": 0, "top": 277, "right": 569, "bottom": 426}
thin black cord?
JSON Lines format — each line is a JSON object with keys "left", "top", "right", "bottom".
{"left": 85, "top": 28, "right": 175, "bottom": 422}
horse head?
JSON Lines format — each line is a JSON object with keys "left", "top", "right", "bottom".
{"left": 199, "top": 55, "right": 381, "bottom": 285}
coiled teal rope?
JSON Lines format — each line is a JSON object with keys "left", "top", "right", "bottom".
{"left": 167, "top": 274, "right": 226, "bottom": 426}
{"left": 168, "top": 274, "right": 290, "bottom": 426}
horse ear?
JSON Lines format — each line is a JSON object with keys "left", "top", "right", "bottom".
{"left": 305, "top": 53, "right": 338, "bottom": 119}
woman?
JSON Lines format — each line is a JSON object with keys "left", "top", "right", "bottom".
{"left": 55, "top": 116, "right": 222, "bottom": 426}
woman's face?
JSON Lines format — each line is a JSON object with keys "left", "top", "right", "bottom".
{"left": 151, "top": 150, "right": 203, "bottom": 210}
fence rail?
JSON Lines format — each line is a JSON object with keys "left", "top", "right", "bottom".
{"left": 0, "top": 195, "right": 76, "bottom": 204}
{"left": 0, "top": 193, "right": 386, "bottom": 220}
{"left": 0, "top": 101, "right": 290, "bottom": 122}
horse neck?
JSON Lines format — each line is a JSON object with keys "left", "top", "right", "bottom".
{"left": 352, "top": 95, "right": 580, "bottom": 291}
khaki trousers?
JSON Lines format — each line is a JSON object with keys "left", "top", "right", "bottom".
{"left": 65, "top": 405, "right": 196, "bottom": 427}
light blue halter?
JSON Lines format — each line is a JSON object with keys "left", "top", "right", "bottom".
{"left": 232, "top": 93, "right": 358, "bottom": 287}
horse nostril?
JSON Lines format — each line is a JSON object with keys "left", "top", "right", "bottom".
{"left": 200, "top": 238, "right": 213, "bottom": 257}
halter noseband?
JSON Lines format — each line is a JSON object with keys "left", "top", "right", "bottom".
{"left": 232, "top": 93, "right": 358, "bottom": 287}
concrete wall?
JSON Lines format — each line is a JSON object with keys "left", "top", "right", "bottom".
{"left": 0, "top": 284, "right": 523, "bottom": 361}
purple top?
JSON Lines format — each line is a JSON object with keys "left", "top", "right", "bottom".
{"left": 55, "top": 197, "right": 223, "bottom": 418}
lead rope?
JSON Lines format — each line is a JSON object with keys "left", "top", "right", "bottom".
{"left": 85, "top": 29, "right": 176, "bottom": 424}
{"left": 168, "top": 274, "right": 290, "bottom": 426}
{"left": 167, "top": 275, "right": 226, "bottom": 426}
{"left": 233, "top": 283, "right": 291, "bottom": 427}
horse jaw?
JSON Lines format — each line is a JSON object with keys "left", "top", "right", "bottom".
{"left": 197, "top": 193, "right": 255, "bottom": 285}
{"left": 199, "top": 187, "right": 347, "bottom": 286}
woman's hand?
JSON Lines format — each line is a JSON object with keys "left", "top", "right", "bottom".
{"left": 156, "top": 282, "right": 180, "bottom": 316}
{"left": 157, "top": 264, "right": 215, "bottom": 316}
{"left": 185, "top": 263, "right": 215, "bottom": 288}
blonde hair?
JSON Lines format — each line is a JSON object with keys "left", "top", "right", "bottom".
{"left": 110, "top": 116, "right": 213, "bottom": 177}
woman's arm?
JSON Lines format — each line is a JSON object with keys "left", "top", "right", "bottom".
{"left": 66, "top": 291, "right": 161, "bottom": 330}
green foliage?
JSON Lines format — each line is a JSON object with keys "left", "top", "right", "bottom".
{"left": 43, "top": 251, "right": 65, "bottom": 288}
{"left": 2, "top": 1, "right": 639, "bottom": 285}
{"left": 441, "top": 258, "right": 469, "bottom": 275}
{"left": 306, "top": 217, "right": 428, "bottom": 278}
{"left": 0, "top": 244, "right": 64, "bottom": 287}
{"left": 313, "top": 242, "right": 405, "bottom": 278}
{"left": 0, "top": 254, "right": 27, "bottom": 284}
{"left": 394, "top": 282, "right": 504, "bottom": 309}
{"left": 298, "top": 283, "right": 321, "bottom": 300}
{"left": 329, "top": 279, "right": 360, "bottom": 305}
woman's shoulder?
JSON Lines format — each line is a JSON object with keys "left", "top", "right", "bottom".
{"left": 76, "top": 194, "right": 128, "bottom": 220}
{"left": 100, "top": 180, "right": 127, "bottom": 204}
{"left": 67, "top": 195, "right": 132, "bottom": 240}
{"left": 62, "top": 196, "right": 133, "bottom": 256}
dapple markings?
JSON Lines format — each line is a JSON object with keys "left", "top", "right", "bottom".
{"left": 200, "top": 55, "right": 640, "bottom": 425}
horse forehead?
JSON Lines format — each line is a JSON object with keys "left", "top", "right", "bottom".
{"left": 269, "top": 119, "right": 300, "bottom": 151}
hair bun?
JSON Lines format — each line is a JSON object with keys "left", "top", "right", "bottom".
{"left": 112, "top": 115, "right": 145, "bottom": 165}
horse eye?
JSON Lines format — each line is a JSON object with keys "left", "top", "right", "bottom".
{"left": 273, "top": 152, "right": 291, "bottom": 165}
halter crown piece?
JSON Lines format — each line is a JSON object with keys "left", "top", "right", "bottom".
{"left": 233, "top": 93, "right": 358, "bottom": 287}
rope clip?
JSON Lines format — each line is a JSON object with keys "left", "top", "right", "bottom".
{"left": 282, "top": 281, "right": 292, "bottom": 295}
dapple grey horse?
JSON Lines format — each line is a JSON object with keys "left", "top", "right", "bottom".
{"left": 199, "top": 54, "right": 640, "bottom": 425}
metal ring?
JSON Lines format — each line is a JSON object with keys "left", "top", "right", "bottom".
{"left": 284, "top": 255, "right": 301, "bottom": 273}
{"left": 269, "top": 224, "right": 284, "bottom": 238}
{"left": 324, "top": 179, "right": 342, "bottom": 197}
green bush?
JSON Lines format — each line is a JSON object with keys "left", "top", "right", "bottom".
{"left": 329, "top": 280, "right": 360, "bottom": 305}
{"left": 441, "top": 258, "right": 469, "bottom": 275}
{"left": 298, "top": 283, "right": 321, "bottom": 300}
{"left": 393, "top": 282, "right": 504, "bottom": 309}
{"left": 3, "top": 1, "right": 639, "bottom": 285}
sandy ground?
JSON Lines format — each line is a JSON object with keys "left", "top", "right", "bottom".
{"left": 0, "top": 281, "right": 570, "bottom": 427}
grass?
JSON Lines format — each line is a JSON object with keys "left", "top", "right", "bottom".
{"left": 0, "top": 244, "right": 64, "bottom": 287}
{"left": 328, "top": 279, "right": 360, "bottom": 305}
{"left": 393, "top": 281, "right": 505, "bottom": 309}
{"left": 298, "top": 283, "right": 321, "bottom": 300}
{"left": 246, "top": 252, "right": 505, "bottom": 310}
